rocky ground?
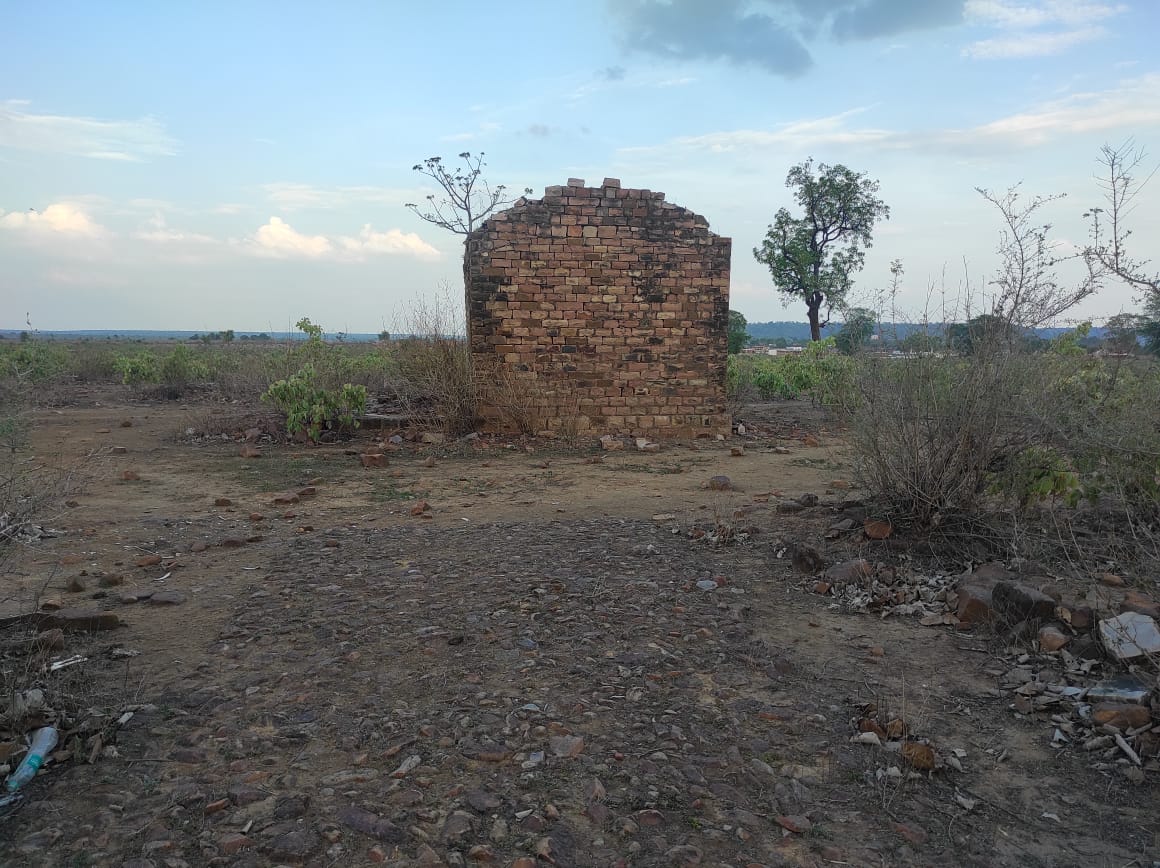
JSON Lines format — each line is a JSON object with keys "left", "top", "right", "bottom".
{"left": 0, "top": 388, "right": 1157, "bottom": 867}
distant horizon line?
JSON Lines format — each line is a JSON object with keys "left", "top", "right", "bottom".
{"left": 0, "top": 320, "right": 1085, "bottom": 329}
{"left": 0, "top": 320, "right": 1099, "bottom": 335}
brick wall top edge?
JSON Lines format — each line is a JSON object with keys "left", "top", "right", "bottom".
{"left": 471, "top": 181, "right": 728, "bottom": 241}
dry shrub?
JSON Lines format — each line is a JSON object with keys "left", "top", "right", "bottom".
{"left": 1, "top": 394, "right": 95, "bottom": 614}
{"left": 847, "top": 169, "right": 1159, "bottom": 567}
{"left": 1, "top": 396, "right": 112, "bottom": 764}
{"left": 391, "top": 290, "right": 478, "bottom": 436}
{"left": 64, "top": 341, "right": 120, "bottom": 383}
{"left": 554, "top": 387, "right": 585, "bottom": 447}
{"left": 1, "top": 413, "right": 91, "bottom": 560}
{"left": 848, "top": 333, "right": 1160, "bottom": 569}
{"left": 473, "top": 357, "right": 540, "bottom": 435}
{"left": 390, "top": 287, "right": 555, "bottom": 437}
{"left": 846, "top": 348, "right": 1018, "bottom": 529}
{"left": 209, "top": 344, "right": 280, "bottom": 401}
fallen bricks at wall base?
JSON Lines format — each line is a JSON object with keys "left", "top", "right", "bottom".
{"left": 465, "top": 177, "right": 731, "bottom": 440}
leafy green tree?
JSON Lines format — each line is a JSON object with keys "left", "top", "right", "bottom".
{"left": 947, "top": 314, "right": 1021, "bottom": 355}
{"left": 1103, "top": 313, "right": 1145, "bottom": 354}
{"left": 727, "top": 310, "right": 749, "bottom": 354}
{"left": 1140, "top": 295, "right": 1160, "bottom": 355}
{"left": 754, "top": 159, "right": 889, "bottom": 341}
{"left": 834, "top": 307, "right": 875, "bottom": 355}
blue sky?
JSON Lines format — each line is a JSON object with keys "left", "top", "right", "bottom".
{"left": 2, "top": 0, "right": 1157, "bottom": 332}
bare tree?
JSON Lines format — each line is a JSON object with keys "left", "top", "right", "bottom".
{"left": 976, "top": 185, "right": 1101, "bottom": 330}
{"left": 405, "top": 152, "right": 530, "bottom": 236}
{"left": 1083, "top": 138, "right": 1159, "bottom": 300}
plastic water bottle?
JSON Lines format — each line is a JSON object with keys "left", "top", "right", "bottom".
{"left": 5, "top": 727, "right": 59, "bottom": 793}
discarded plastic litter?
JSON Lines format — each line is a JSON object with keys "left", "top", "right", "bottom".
{"left": 1086, "top": 675, "right": 1153, "bottom": 705}
{"left": 49, "top": 655, "right": 87, "bottom": 672}
{"left": 5, "top": 727, "right": 59, "bottom": 794}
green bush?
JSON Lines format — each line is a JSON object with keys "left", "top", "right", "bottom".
{"left": 728, "top": 340, "right": 854, "bottom": 405}
{"left": 262, "top": 319, "right": 399, "bottom": 394}
{"left": 1026, "top": 347, "right": 1160, "bottom": 517}
{"left": 113, "top": 345, "right": 213, "bottom": 394}
{"left": 0, "top": 341, "right": 69, "bottom": 384}
{"left": 262, "top": 363, "right": 368, "bottom": 441}
{"left": 158, "top": 345, "right": 209, "bottom": 392}
{"left": 114, "top": 350, "right": 160, "bottom": 385}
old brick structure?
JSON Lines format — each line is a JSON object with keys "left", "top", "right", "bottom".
{"left": 465, "top": 178, "right": 731, "bottom": 439}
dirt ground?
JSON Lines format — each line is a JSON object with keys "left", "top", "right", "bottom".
{"left": 0, "top": 386, "right": 1156, "bottom": 867}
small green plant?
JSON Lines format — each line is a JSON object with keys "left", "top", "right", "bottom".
{"left": 262, "top": 363, "right": 367, "bottom": 441}
{"left": 296, "top": 317, "right": 324, "bottom": 342}
{"left": 991, "top": 445, "right": 1082, "bottom": 510}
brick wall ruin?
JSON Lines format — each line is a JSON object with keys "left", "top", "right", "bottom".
{"left": 465, "top": 178, "right": 731, "bottom": 439}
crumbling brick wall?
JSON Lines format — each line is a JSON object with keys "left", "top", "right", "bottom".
{"left": 465, "top": 178, "right": 731, "bottom": 439}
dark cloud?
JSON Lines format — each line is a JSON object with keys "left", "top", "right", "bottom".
{"left": 831, "top": 0, "right": 965, "bottom": 41}
{"left": 610, "top": 0, "right": 966, "bottom": 76}
{"left": 613, "top": 0, "right": 813, "bottom": 78}
{"left": 600, "top": 65, "right": 627, "bottom": 81}
{"left": 527, "top": 124, "right": 554, "bottom": 137}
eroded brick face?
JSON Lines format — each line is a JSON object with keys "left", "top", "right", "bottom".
{"left": 466, "top": 178, "right": 731, "bottom": 439}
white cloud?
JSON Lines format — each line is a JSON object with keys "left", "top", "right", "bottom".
{"left": 962, "top": 24, "right": 1105, "bottom": 57}
{"left": 965, "top": 0, "right": 1126, "bottom": 28}
{"left": 260, "top": 182, "right": 420, "bottom": 210}
{"left": 620, "top": 75, "right": 1160, "bottom": 157}
{"left": 245, "top": 216, "right": 440, "bottom": 261}
{"left": 620, "top": 107, "right": 891, "bottom": 156}
{"left": 134, "top": 220, "right": 215, "bottom": 245}
{"left": 962, "top": 1, "right": 1126, "bottom": 58}
{"left": 0, "top": 100, "right": 177, "bottom": 161}
{"left": 959, "top": 73, "right": 1160, "bottom": 144}
{"left": 0, "top": 202, "right": 106, "bottom": 236}
{"left": 250, "top": 216, "right": 334, "bottom": 258}
{"left": 337, "top": 226, "right": 440, "bottom": 260}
